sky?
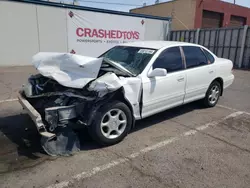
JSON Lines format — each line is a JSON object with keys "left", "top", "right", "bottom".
{"left": 60, "top": 0, "right": 250, "bottom": 12}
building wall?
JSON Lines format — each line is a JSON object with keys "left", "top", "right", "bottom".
{"left": 0, "top": 1, "right": 68, "bottom": 66}
{"left": 37, "top": 5, "right": 68, "bottom": 52}
{"left": 144, "top": 19, "right": 170, "bottom": 41}
{"left": 131, "top": 0, "right": 197, "bottom": 30}
{"left": 0, "top": 1, "right": 40, "bottom": 66}
{"left": 194, "top": 0, "right": 250, "bottom": 28}
{"left": 131, "top": 0, "right": 250, "bottom": 30}
{"left": 0, "top": 1, "right": 169, "bottom": 66}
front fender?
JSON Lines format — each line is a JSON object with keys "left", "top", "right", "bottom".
{"left": 86, "top": 88, "right": 140, "bottom": 129}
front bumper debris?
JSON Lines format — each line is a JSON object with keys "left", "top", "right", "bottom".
{"left": 18, "top": 91, "right": 56, "bottom": 139}
{"left": 18, "top": 91, "right": 81, "bottom": 156}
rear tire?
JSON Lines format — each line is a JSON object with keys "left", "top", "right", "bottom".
{"left": 204, "top": 81, "right": 221, "bottom": 107}
{"left": 88, "top": 101, "right": 132, "bottom": 146}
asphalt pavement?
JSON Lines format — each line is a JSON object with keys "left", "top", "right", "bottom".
{"left": 0, "top": 68, "right": 250, "bottom": 188}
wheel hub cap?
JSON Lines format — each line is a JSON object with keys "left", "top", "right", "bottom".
{"left": 208, "top": 85, "right": 220, "bottom": 104}
{"left": 101, "top": 109, "right": 127, "bottom": 139}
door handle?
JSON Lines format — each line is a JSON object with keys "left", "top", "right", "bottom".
{"left": 209, "top": 70, "right": 214, "bottom": 74}
{"left": 177, "top": 77, "right": 184, "bottom": 82}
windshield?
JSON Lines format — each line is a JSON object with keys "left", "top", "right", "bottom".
{"left": 100, "top": 46, "right": 156, "bottom": 75}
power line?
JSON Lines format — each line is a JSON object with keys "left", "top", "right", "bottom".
{"left": 76, "top": 0, "right": 142, "bottom": 7}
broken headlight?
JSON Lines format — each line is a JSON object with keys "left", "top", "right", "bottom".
{"left": 23, "top": 81, "right": 33, "bottom": 97}
{"left": 45, "top": 105, "right": 77, "bottom": 132}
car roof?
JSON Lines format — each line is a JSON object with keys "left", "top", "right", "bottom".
{"left": 120, "top": 41, "right": 201, "bottom": 49}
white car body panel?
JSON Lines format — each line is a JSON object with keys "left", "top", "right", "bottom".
{"left": 141, "top": 71, "right": 186, "bottom": 118}
{"left": 88, "top": 72, "right": 142, "bottom": 119}
{"left": 31, "top": 41, "right": 234, "bottom": 121}
{"left": 183, "top": 64, "right": 216, "bottom": 104}
{"left": 215, "top": 57, "right": 235, "bottom": 89}
{"left": 138, "top": 42, "right": 234, "bottom": 118}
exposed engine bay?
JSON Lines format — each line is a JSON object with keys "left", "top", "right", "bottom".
{"left": 19, "top": 52, "right": 142, "bottom": 156}
{"left": 22, "top": 74, "right": 116, "bottom": 156}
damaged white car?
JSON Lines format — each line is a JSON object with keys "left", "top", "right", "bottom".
{"left": 18, "top": 41, "right": 234, "bottom": 156}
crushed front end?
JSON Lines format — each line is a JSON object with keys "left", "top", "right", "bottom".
{"left": 19, "top": 74, "right": 99, "bottom": 156}
{"left": 19, "top": 52, "right": 140, "bottom": 156}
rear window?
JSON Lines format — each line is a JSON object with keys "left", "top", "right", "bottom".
{"left": 182, "top": 46, "right": 208, "bottom": 69}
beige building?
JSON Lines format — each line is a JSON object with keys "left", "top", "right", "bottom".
{"left": 130, "top": 0, "right": 250, "bottom": 30}
{"left": 131, "top": 0, "right": 197, "bottom": 31}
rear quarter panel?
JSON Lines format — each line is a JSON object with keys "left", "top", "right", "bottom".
{"left": 215, "top": 58, "right": 234, "bottom": 89}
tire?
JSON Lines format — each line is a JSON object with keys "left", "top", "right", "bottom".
{"left": 204, "top": 81, "right": 221, "bottom": 107}
{"left": 88, "top": 101, "right": 132, "bottom": 146}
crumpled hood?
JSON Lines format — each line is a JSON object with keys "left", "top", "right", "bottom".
{"left": 31, "top": 52, "right": 142, "bottom": 119}
{"left": 32, "top": 52, "right": 103, "bottom": 88}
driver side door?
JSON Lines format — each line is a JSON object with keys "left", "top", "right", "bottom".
{"left": 141, "top": 47, "right": 186, "bottom": 118}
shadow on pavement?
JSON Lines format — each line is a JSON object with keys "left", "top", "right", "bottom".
{"left": 133, "top": 101, "right": 203, "bottom": 132}
{"left": 0, "top": 114, "right": 51, "bottom": 174}
{"left": 0, "top": 114, "right": 45, "bottom": 157}
{"left": 0, "top": 101, "right": 202, "bottom": 173}
{"left": 78, "top": 101, "right": 203, "bottom": 149}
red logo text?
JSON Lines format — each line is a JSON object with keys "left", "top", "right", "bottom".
{"left": 76, "top": 28, "right": 140, "bottom": 40}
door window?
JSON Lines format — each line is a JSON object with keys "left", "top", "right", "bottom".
{"left": 153, "top": 47, "right": 183, "bottom": 73}
{"left": 183, "top": 46, "right": 208, "bottom": 69}
{"left": 203, "top": 48, "right": 215, "bottom": 64}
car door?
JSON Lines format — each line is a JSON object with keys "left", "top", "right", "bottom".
{"left": 141, "top": 47, "right": 186, "bottom": 118}
{"left": 182, "top": 46, "right": 216, "bottom": 104}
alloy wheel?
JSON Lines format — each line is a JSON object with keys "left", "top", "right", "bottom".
{"left": 100, "top": 109, "right": 127, "bottom": 139}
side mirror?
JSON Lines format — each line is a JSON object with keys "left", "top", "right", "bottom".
{"left": 148, "top": 68, "right": 167, "bottom": 78}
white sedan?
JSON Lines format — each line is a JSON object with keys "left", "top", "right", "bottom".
{"left": 19, "top": 41, "right": 234, "bottom": 155}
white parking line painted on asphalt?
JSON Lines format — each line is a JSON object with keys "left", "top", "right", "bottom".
{"left": 217, "top": 104, "right": 238, "bottom": 112}
{"left": 196, "top": 123, "right": 214, "bottom": 131}
{"left": 46, "top": 111, "right": 244, "bottom": 188}
{"left": 183, "top": 130, "right": 197, "bottom": 136}
{"left": 183, "top": 111, "right": 245, "bottom": 137}
{"left": 0, "top": 98, "right": 18, "bottom": 104}
{"left": 218, "top": 104, "right": 250, "bottom": 115}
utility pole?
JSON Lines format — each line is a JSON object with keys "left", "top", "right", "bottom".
{"left": 234, "top": 0, "right": 236, "bottom": 4}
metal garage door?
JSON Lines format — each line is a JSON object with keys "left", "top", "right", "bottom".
{"left": 202, "top": 10, "right": 223, "bottom": 28}
{"left": 230, "top": 15, "right": 246, "bottom": 27}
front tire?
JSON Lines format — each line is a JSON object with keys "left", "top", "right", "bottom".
{"left": 204, "top": 81, "right": 221, "bottom": 107}
{"left": 88, "top": 101, "right": 132, "bottom": 146}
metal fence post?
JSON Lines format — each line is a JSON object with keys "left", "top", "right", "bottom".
{"left": 195, "top": 28, "right": 200, "bottom": 44}
{"left": 238, "top": 25, "right": 248, "bottom": 68}
{"left": 167, "top": 19, "right": 172, "bottom": 41}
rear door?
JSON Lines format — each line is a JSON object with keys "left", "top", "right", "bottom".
{"left": 182, "top": 46, "right": 216, "bottom": 103}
